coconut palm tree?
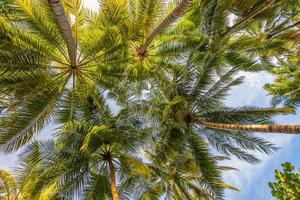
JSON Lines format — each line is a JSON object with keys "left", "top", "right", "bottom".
{"left": 16, "top": 124, "right": 238, "bottom": 200}
{"left": 12, "top": 85, "right": 150, "bottom": 200}
{"left": 1, "top": 0, "right": 300, "bottom": 199}
{"left": 12, "top": 83, "right": 238, "bottom": 199}
{"left": 14, "top": 123, "right": 141, "bottom": 200}
{"left": 1, "top": 0, "right": 297, "bottom": 154}
{"left": 0, "top": 0, "right": 142, "bottom": 153}
{"left": 127, "top": 58, "right": 297, "bottom": 165}
{"left": 129, "top": 0, "right": 300, "bottom": 135}
{"left": 0, "top": 0, "right": 197, "bottom": 152}
{"left": 115, "top": 61, "right": 298, "bottom": 198}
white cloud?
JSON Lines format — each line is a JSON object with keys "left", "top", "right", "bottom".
{"left": 226, "top": 71, "right": 275, "bottom": 107}
{"left": 223, "top": 134, "right": 295, "bottom": 199}
{"left": 224, "top": 71, "right": 299, "bottom": 199}
{"left": 0, "top": 153, "right": 19, "bottom": 171}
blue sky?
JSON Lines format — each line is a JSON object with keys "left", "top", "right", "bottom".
{"left": 1, "top": 1, "right": 300, "bottom": 199}
{"left": 224, "top": 71, "right": 300, "bottom": 200}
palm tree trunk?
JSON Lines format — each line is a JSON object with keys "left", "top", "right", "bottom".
{"left": 195, "top": 121, "right": 300, "bottom": 134}
{"left": 223, "top": 0, "right": 277, "bottom": 36}
{"left": 107, "top": 157, "right": 120, "bottom": 200}
{"left": 48, "top": 0, "right": 77, "bottom": 67}
{"left": 138, "top": 0, "right": 193, "bottom": 55}
{"left": 266, "top": 21, "right": 300, "bottom": 39}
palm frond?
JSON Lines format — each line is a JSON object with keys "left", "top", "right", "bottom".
{"left": 187, "top": 130, "right": 224, "bottom": 199}
{"left": 0, "top": 83, "right": 65, "bottom": 152}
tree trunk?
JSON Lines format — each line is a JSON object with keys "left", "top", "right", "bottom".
{"left": 266, "top": 21, "right": 300, "bottom": 39}
{"left": 223, "top": 0, "right": 277, "bottom": 36}
{"left": 195, "top": 121, "right": 300, "bottom": 134}
{"left": 138, "top": 0, "right": 193, "bottom": 55}
{"left": 48, "top": 0, "right": 77, "bottom": 67}
{"left": 107, "top": 157, "right": 120, "bottom": 200}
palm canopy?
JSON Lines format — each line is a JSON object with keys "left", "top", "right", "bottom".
{"left": 11, "top": 89, "right": 148, "bottom": 200}
{"left": 0, "top": 0, "right": 131, "bottom": 152}
{"left": 9, "top": 81, "right": 233, "bottom": 199}
{"left": 0, "top": 0, "right": 202, "bottom": 152}
{"left": 14, "top": 108, "right": 238, "bottom": 200}
{"left": 1, "top": 0, "right": 300, "bottom": 199}
{"left": 1, "top": 0, "right": 299, "bottom": 153}
{"left": 126, "top": 57, "right": 289, "bottom": 166}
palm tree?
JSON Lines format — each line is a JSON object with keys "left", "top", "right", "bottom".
{"left": 1, "top": 0, "right": 297, "bottom": 153}
{"left": 80, "top": 117, "right": 148, "bottom": 200}
{"left": 0, "top": 0, "right": 130, "bottom": 152}
{"left": 12, "top": 83, "right": 236, "bottom": 199}
{"left": 12, "top": 85, "right": 149, "bottom": 200}
{"left": 1, "top": 0, "right": 300, "bottom": 199}
{"left": 14, "top": 123, "right": 126, "bottom": 200}
{"left": 132, "top": 0, "right": 300, "bottom": 135}
{"left": 129, "top": 58, "right": 298, "bottom": 160}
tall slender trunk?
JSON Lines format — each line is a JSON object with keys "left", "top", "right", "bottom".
{"left": 266, "top": 21, "right": 300, "bottom": 39}
{"left": 107, "top": 156, "right": 119, "bottom": 200}
{"left": 223, "top": 0, "right": 277, "bottom": 36}
{"left": 138, "top": 0, "right": 193, "bottom": 55}
{"left": 195, "top": 121, "right": 300, "bottom": 134}
{"left": 48, "top": 0, "right": 77, "bottom": 67}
